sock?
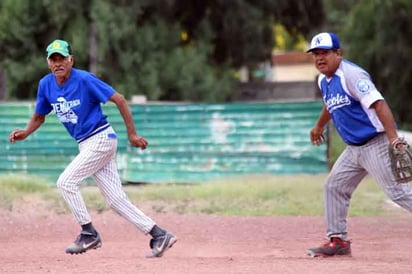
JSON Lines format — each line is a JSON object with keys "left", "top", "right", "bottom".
{"left": 81, "top": 223, "right": 97, "bottom": 235}
{"left": 149, "top": 225, "right": 166, "bottom": 238}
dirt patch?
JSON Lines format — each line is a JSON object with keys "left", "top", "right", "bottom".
{"left": 0, "top": 201, "right": 411, "bottom": 274}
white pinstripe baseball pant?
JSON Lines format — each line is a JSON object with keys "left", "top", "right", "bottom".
{"left": 56, "top": 126, "right": 156, "bottom": 234}
{"left": 324, "top": 133, "right": 412, "bottom": 240}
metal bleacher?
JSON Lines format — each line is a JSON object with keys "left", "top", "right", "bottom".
{"left": 0, "top": 101, "right": 327, "bottom": 183}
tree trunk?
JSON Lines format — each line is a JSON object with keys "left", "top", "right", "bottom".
{"left": 0, "top": 68, "right": 6, "bottom": 101}
{"left": 88, "top": 20, "right": 98, "bottom": 75}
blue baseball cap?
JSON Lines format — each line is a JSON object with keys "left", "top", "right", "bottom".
{"left": 307, "top": 32, "right": 340, "bottom": 53}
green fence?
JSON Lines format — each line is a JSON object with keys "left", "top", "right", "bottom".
{"left": 0, "top": 101, "right": 327, "bottom": 183}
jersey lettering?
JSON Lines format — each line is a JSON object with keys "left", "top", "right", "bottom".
{"left": 51, "top": 97, "right": 80, "bottom": 124}
{"left": 325, "top": 93, "right": 351, "bottom": 113}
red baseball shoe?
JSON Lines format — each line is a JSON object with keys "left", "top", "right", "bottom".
{"left": 307, "top": 237, "right": 351, "bottom": 257}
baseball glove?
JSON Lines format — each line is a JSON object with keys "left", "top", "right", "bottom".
{"left": 389, "top": 137, "right": 412, "bottom": 183}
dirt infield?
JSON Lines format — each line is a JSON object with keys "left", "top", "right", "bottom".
{"left": 0, "top": 203, "right": 411, "bottom": 274}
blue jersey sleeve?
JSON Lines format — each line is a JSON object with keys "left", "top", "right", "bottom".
{"left": 85, "top": 73, "right": 115, "bottom": 103}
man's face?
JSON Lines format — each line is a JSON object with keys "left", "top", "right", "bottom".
{"left": 311, "top": 49, "right": 342, "bottom": 78}
{"left": 47, "top": 53, "right": 73, "bottom": 78}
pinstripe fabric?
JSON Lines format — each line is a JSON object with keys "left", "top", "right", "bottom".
{"left": 57, "top": 126, "right": 156, "bottom": 234}
{"left": 324, "top": 133, "right": 412, "bottom": 239}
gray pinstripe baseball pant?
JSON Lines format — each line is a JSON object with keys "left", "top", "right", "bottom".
{"left": 324, "top": 133, "right": 412, "bottom": 240}
{"left": 56, "top": 126, "right": 156, "bottom": 234}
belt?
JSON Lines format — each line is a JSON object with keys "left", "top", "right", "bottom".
{"left": 351, "top": 132, "right": 383, "bottom": 146}
{"left": 77, "top": 124, "right": 111, "bottom": 143}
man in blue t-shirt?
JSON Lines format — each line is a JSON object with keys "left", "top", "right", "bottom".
{"left": 305, "top": 32, "right": 412, "bottom": 257}
{"left": 9, "top": 39, "right": 177, "bottom": 257}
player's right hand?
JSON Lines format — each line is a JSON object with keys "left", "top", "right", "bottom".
{"left": 9, "top": 129, "right": 26, "bottom": 143}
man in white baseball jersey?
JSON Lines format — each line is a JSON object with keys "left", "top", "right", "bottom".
{"left": 306, "top": 32, "right": 412, "bottom": 257}
{"left": 9, "top": 39, "right": 177, "bottom": 257}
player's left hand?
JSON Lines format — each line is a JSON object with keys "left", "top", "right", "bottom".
{"left": 130, "top": 135, "right": 148, "bottom": 149}
{"left": 310, "top": 126, "right": 326, "bottom": 146}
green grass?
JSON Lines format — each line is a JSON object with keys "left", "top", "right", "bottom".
{"left": 0, "top": 173, "right": 392, "bottom": 216}
{"left": 125, "top": 174, "right": 390, "bottom": 216}
{"left": 0, "top": 174, "right": 51, "bottom": 211}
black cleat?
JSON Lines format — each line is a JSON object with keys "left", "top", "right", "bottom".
{"left": 65, "top": 230, "right": 102, "bottom": 255}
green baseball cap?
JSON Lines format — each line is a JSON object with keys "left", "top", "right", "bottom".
{"left": 46, "top": 39, "right": 71, "bottom": 58}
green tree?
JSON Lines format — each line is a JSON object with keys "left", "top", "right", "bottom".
{"left": 0, "top": 0, "right": 92, "bottom": 98}
{"left": 154, "top": 0, "right": 324, "bottom": 67}
{"left": 0, "top": 0, "right": 325, "bottom": 102}
{"left": 321, "top": 0, "right": 362, "bottom": 34}
{"left": 341, "top": 0, "right": 412, "bottom": 125}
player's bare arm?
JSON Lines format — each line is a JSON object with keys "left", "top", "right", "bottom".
{"left": 109, "top": 92, "right": 148, "bottom": 149}
{"left": 310, "top": 105, "right": 331, "bottom": 146}
{"left": 9, "top": 113, "right": 45, "bottom": 143}
{"left": 371, "top": 99, "right": 399, "bottom": 144}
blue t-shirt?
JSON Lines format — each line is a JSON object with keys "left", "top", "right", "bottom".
{"left": 318, "top": 59, "right": 385, "bottom": 145}
{"left": 35, "top": 68, "right": 115, "bottom": 142}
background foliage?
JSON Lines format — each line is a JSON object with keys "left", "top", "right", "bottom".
{"left": 340, "top": 0, "right": 412, "bottom": 127}
{"left": 321, "top": 0, "right": 412, "bottom": 127}
{"left": 0, "top": 0, "right": 411, "bottom": 125}
{"left": 0, "top": 0, "right": 323, "bottom": 102}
